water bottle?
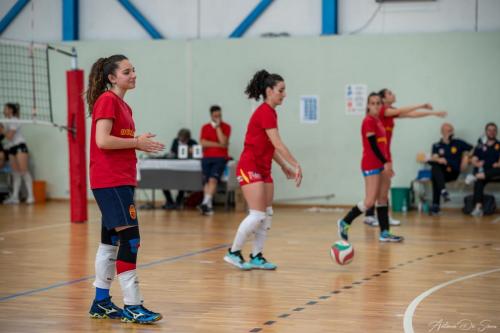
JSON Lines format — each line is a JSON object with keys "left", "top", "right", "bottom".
{"left": 422, "top": 201, "right": 429, "bottom": 214}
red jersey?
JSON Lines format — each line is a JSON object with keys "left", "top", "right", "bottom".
{"left": 361, "top": 114, "right": 388, "bottom": 171}
{"left": 239, "top": 103, "right": 278, "bottom": 174}
{"left": 379, "top": 104, "right": 397, "bottom": 161}
{"left": 90, "top": 91, "right": 137, "bottom": 189}
{"left": 200, "top": 122, "right": 231, "bottom": 158}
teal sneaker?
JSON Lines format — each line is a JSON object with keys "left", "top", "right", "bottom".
{"left": 249, "top": 253, "right": 277, "bottom": 270}
{"left": 89, "top": 297, "right": 123, "bottom": 319}
{"left": 337, "top": 219, "right": 350, "bottom": 241}
{"left": 121, "top": 304, "right": 162, "bottom": 324}
{"left": 379, "top": 230, "right": 404, "bottom": 243}
{"left": 224, "top": 249, "right": 252, "bottom": 270}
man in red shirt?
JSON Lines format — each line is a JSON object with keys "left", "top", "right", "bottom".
{"left": 199, "top": 105, "right": 231, "bottom": 215}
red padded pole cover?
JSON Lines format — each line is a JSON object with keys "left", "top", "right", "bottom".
{"left": 66, "top": 69, "right": 87, "bottom": 223}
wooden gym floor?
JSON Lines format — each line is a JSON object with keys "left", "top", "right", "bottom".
{"left": 0, "top": 202, "right": 499, "bottom": 333}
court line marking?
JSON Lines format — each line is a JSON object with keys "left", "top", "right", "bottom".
{"left": 248, "top": 243, "right": 495, "bottom": 332}
{"left": 0, "top": 223, "right": 68, "bottom": 236}
{"left": 403, "top": 267, "right": 500, "bottom": 333}
{"left": 0, "top": 243, "right": 229, "bottom": 302}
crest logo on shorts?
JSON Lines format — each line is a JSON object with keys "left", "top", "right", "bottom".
{"left": 129, "top": 204, "right": 137, "bottom": 220}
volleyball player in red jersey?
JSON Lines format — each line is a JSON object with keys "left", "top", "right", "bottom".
{"left": 363, "top": 88, "right": 447, "bottom": 227}
{"left": 86, "top": 55, "right": 165, "bottom": 324}
{"left": 224, "top": 70, "right": 303, "bottom": 270}
{"left": 337, "top": 93, "right": 404, "bottom": 242}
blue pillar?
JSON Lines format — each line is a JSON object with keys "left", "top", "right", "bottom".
{"left": 229, "top": 0, "right": 274, "bottom": 38}
{"left": 322, "top": 0, "right": 338, "bottom": 35}
{"left": 0, "top": 0, "right": 30, "bottom": 35}
{"left": 117, "top": 0, "right": 164, "bottom": 39}
{"left": 62, "top": 0, "right": 79, "bottom": 41}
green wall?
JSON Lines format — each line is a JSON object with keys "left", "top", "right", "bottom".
{"left": 22, "top": 32, "right": 500, "bottom": 205}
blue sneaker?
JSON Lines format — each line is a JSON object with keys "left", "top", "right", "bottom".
{"left": 379, "top": 230, "right": 404, "bottom": 243}
{"left": 223, "top": 249, "right": 252, "bottom": 270}
{"left": 89, "top": 297, "right": 123, "bottom": 319}
{"left": 337, "top": 219, "right": 350, "bottom": 241}
{"left": 249, "top": 253, "right": 277, "bottom": 270}
{"left": 122, "top": 304, "right": 162, "bottom": 324}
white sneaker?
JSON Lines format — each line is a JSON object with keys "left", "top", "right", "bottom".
{"left": 389, "top": 217, "right": 401, "bottom": 226}
{"left": 364, "top": 216, "right": 379, "bottom": 227}
{"left": 465, "top": 174, "right": 476, "bottom": 185}
{"left": 3, "top": 197, "right": 20, "bottom": 205}
{"left": 470, "top": 207, "right": 483, "bottom": 217}
{"left": 25, "top": 197, "right": 35, "bottom": 204}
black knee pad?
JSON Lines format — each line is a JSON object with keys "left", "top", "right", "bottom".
{"left": 101, "top": 225, "right": 119, "bottom": 246}
{"left": 117, "top": 226, "right": 141, "bottom": 264}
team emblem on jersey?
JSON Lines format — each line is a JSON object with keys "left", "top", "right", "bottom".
{"left": 495, "top": 143, "right": 500, "bottom": 151}
{"left": 451, "top": 146, "right": 457, "bottom": 154}
{"left": 439, "top": 148, "right": 445, "bottom": 156}
{"left": 129, "top": 204, "right": 137, "bottom": 220}
{"left": 120, "top": 128, "right": 135, "bottom": 137}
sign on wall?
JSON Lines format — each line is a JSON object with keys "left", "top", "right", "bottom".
{"left": 300, "top": 95, "right": 319, "bottom": 124}
{"left": 345, "top": 84, "right": 367, "bottom": 116}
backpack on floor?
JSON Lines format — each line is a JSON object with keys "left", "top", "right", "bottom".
{"left": 463, "top": 194, "right": 497, "bottom": 215}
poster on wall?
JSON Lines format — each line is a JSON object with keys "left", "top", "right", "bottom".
{"left": 300, "top": 95, "right": 319, "bottom": 124}
{"left": 345, "top": 84, "right": 367, "bottom": 116}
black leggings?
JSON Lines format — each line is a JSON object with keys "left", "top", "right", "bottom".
{"left": 473, "top": 168, "right": 500, "bottom": 204}
{"left": 163, "top": 190, "right": 185, "bottom": 205}
{"left": 429, "top": 162, "right": 459, "bottom": 205}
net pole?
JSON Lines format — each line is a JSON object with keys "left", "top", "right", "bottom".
{"left": 46, "top": 46, "right": 53, "bottom": 123}
{"left": 30, "top": 43, "right": 37, "bottom": 117}
{"left": 66, "top": 69, "right": 87, "bottom": 223}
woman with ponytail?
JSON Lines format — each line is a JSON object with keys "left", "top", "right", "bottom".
{"left": 224, "top": 70, "right": 303, "bottom": 270}
{"left": 1, "top": 103, "right": 34, "bottom": 204}
{"left": 336, "top": 93, "right": 404, "bottom": 243}
{"left": 86, "top": 55, "right": 164, "bottom": 324}
{"left": 363, "top": 88, "right": 447, "bottom": 225}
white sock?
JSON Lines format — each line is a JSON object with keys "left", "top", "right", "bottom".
{"left": 93, "top": 243, "right": 118, "bottom": 289}
{"left": 21, "top": 172, "right": 34, "bottom": 200}
{"left": 252, "top": 207, "right": 273, "bottom": 256}
{"left": 202, "top": 194, "right": 212, "bottom": 207}
{"left": 11, "top": 172, "right": 21, "bottom": 200}
{"left": 231, "top": 210, "right": 266, "bottom": 252}
{"left": 118, "top": 270, "right": 143, "bottom": 306}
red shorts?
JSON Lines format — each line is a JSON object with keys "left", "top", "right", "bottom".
{"left": 236, "top": 159, "right": 273, "bottom": 186}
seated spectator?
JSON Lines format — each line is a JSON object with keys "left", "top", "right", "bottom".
{"left": 162, "top": 128, "right": 197, "bottom": 209}
{"left": 469, "top": 122, "right": 500, "bottom": 216}
{"left": 1, "top": 103, "right": 35, "bottom": 204}
{"left": 198, "top": 105, "right": 231, "bottom": 216}
{"left": 428, "top": 123, "right": 473, "bottom": 215}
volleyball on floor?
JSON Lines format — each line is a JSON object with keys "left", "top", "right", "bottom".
{"left": 330, "top": 240, "right": 354, "bottom": 265}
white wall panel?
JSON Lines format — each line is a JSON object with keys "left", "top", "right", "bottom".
{"left": 0, "top": 1, "right": 499, "bottom": 41}
{"left": 1, "top": 0, "right": 61, "bottom": 42}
